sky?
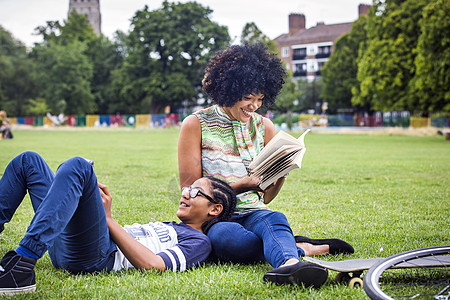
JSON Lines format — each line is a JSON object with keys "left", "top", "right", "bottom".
{"left": 0, "top": 0, "right": 371, "bottom": 47}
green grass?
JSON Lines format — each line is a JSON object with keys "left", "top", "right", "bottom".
{"left": 0, "top": 128, "right": 449, "bottom": 299}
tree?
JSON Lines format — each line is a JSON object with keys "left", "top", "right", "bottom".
{"left": 412, "top": 0, "right": 450, "bottom": 115}
{"left": 240, "top": 22, "right": 279, "bottom": 54}
{"left": 115, "top": 2, "right": 230, "bottom": 114}
{"left": 34, "top": 21, "right": 61, "bottom": 44}
{"left": 32, "top": 11, "right": 122, "bottom": 115}
{"left": 0, "top": 26, "right": 36, "bottom": 116}
{"left": 56, "top": 12, "right": 123, "bottom": 114}
{"left": 296, "top": 78, "right": 324, "bottom": 113}
{"left": 274, "top": 74, "right": 303, "bottom": 129}
{"left": 27, "top": 98, "right": 50, "bottom": 116}
{"left": 321, "top": 16, "right": 368, "bottom": 114}
{"left": 33, "top": 40, "right": 95, "bottom": 115}
{"left": 57, "top": 11, "right": 98, "bottom": 45}
{"left": 354, "top": 0, "right": 427, "bottom": 113}
{"left": 87, "top": 35, "right": 124, "bottom": 114}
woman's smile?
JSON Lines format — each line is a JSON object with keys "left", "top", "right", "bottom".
{"left": 223, "top": 93, "right": 264, "bottom": 122}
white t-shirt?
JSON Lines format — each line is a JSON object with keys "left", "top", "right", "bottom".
{"left": 113, "top": 221, "right": 211, "bottom": 272}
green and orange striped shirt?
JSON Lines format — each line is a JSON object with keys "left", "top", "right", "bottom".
{"left": 194, "top": 105, "right": 267, "bottom": 212}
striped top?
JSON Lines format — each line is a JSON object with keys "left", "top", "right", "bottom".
{"left": 194, "top": 105, "right": 267, "bottom": 211}
{"left": 113, "top": 221, "right": 211, "bottom": 272}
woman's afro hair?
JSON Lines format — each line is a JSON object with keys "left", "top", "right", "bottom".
{"left": 202, "top": 43, "right": 286, "bottom": 108}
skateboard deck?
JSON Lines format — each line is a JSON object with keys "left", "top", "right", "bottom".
{"left": 303, "top": 256, "right": 450, "bottom": 287}
{"left": 304, "top": 257, "right": 383, "bottom": 273}
{"left": 304, "top": 256, "right": 450, "bottom": 272}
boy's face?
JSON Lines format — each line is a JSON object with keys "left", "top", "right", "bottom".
{"left": 222, "top": 92, "right": 264, "bottom": 122}
{"left": 177, "top": 178, "right": 215, "bottom": 224}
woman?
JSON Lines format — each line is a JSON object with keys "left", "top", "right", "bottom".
{"left": 0, "top": 151, "right": 237, "bottom": 295}
{"left": 178, "top": 43, "right": 353, "bottom": 288}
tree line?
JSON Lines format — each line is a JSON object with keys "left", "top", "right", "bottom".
{"left": 321, "top": 0, "right": 449, "bottom": 116}
{"left": 0, "top": 1, "right": 229, "bottom": 116}
{"left": 0, "top": 0, "right": 448, "bottom": 117}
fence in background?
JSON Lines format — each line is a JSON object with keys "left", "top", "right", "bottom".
{"left": 7, "top": 114, "right": 449, "bottom": 129}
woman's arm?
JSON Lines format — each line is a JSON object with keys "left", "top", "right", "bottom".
{"left": 178, "top": 115, "right": 203, "bottom": 188}
{"left": 99, "top": 183, "right": 166, "bottom": 271}
{"left": 178, "top": 115, "right": 262, "bottom": 194}
{"left": 261, "top": 117, "right": 285, "bottom": 204}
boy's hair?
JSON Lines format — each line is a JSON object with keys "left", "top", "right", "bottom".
{"left": 201, "top": 176, "right": 237, "bottom": 234}
{"left": 202, "top": 43, "right": 286, "bottom": 108}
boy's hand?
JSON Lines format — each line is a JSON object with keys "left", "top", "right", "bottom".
{"left": 98, "top": 183, "right": 112, "bottom": 219}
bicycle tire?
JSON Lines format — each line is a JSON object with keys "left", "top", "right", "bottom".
{"left": 364, "top": 245, "right": 450, "bottom": 300}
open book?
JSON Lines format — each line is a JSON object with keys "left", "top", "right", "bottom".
{"left": 248, "top": 129, "right": 310, "bottom": 190}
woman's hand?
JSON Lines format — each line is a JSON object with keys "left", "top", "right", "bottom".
{"left": 247, "top": 174, "right": 263, "bottom": 192}
{"left": 229, "top": 174, "right": 263, "bottom": 194}
{"left": 263, "top": 176, "right": 286, "bottom": 204}
{"left": 98, "top": 183, "right": 112, "bottom": 219}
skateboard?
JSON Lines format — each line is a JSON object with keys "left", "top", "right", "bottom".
{"left": 304, "top": 256, "right": 450, "bottom": 288}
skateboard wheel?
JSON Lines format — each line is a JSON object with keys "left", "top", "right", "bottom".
{"left": 348, "top": 277, "right": 363, "bottom": 288}
{"left": 335, "top": 272, "right": 351, "bottom": 284}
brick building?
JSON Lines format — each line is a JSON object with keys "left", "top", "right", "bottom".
{"left": 274, "top": 4, "right": 371, "bottom": 81}
{"left": 68, "top": 0, "right": 101, "bottom": 36}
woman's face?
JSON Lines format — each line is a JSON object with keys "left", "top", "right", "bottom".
{"left": 222, "top": 93, "right": 264, "bottom": 122}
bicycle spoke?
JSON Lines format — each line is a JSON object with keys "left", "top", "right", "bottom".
{"left": 364, "top": 246, "right": 450, "bottom": 300}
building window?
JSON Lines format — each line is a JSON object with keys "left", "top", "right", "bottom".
{"left": 294, "top": 63, "right": 307, "bottom": 77}
{"left": 316, "top": 46, "right": 331, "bottom": 58}
{"left": 293, "top": 48, "right": 306, "bottom": 60}
{"left": 317, "top": 61, "right": 325, "bottom": 76}
{"left": 318, "top": 61, "right": 325, "bottom": 69}
{"left": 281, "top": 47, "right": 289, "bottom": 58}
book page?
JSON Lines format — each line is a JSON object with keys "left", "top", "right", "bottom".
{"left": 248, "top": 131, "right": 300, "bottom": 169}
{"left": 249, "top": 129, "right": 310, "bottom": 190}
{"left": 260, "top": 162, "right": 302, "bottom": 190}
{"left": 251, "top": 145, "right": 298, "bottom": 176}
{"left": 255, "top": 150, "right": 300, "bottom": 178}
{"left": 260, "top": 151, "right": 306, "bottom": 190}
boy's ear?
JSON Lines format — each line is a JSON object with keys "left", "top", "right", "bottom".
{"left": 208, "top": 204, "right": 223, "bottom": 217}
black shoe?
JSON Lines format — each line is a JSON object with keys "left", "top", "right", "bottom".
{"left": 263, "top": 261, "right": 328, "bottom": 288}
{"left": 0, "top": 251, "right": 36, "bottom": 295}
{"left": 295, "top": 236, "right": 355, "bottom": 255}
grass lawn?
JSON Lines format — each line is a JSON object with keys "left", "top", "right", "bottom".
{"left": 0, "top": 128, "right": 448, "bottom": 299}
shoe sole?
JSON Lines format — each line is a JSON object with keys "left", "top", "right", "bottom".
{"left": 0, "top": 284, "right": 36, "bottom": 295}
{"left": 263, "top": 265, "right": 328, "bottom": 288}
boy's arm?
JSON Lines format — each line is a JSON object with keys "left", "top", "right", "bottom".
{"left": 160, "top": 224, "right": 212, "bottom": 271}
{"left": 98, "top": 183, "right": 166, "bottom": 271}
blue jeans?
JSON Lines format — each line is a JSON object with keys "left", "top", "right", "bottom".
{"left": 0, "top": 151, "right": 117, "bottom": 273}
{"left": 207, "top": 209, "right": 305, "bottom": 268}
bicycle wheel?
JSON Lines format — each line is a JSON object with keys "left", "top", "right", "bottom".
{"left": 364, "top": 245, "right": 450, "bottom": 300}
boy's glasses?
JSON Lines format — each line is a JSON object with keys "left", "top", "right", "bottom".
{"left": 181, "top": 187, "right": 218, "bottom": 203}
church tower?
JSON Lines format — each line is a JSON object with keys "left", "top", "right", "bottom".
{"left": 68, "top": 0, "right": 101, "bottom": 36}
